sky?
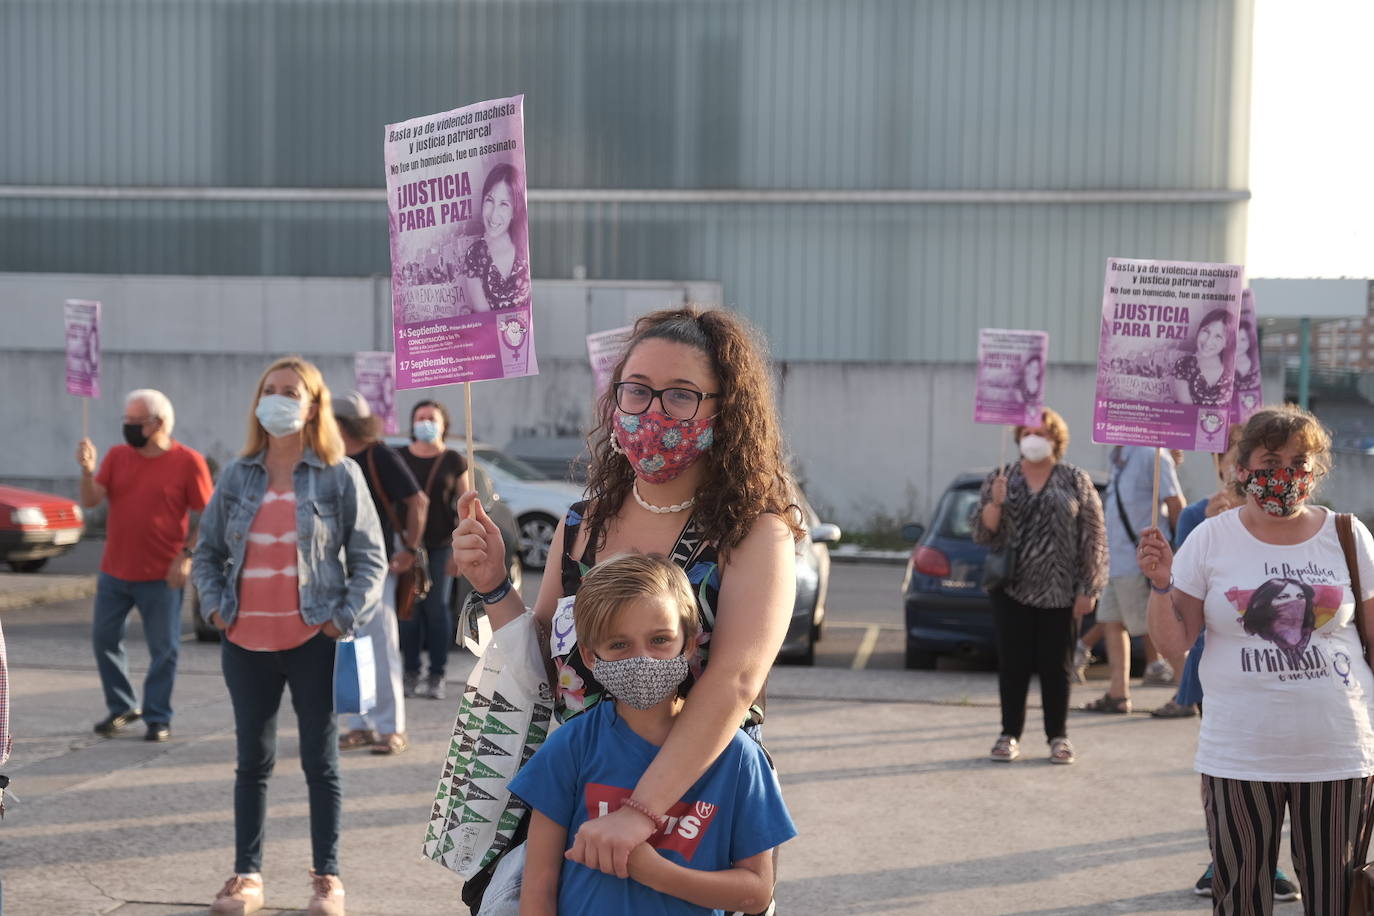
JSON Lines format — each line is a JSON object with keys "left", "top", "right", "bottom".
{"left": 1246, "top": 0, "right": 1374, "bottom": 279}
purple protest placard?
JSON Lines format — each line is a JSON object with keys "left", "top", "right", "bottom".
{"left": 385, "top": 94, "right": 537, "bottom": 389}
{"left": 1092, "top": 257, "right": 1245, "bottom": 453}
{"left": 586, "top": 326, "right": 633, "bottom": 396}
{"left": 63, "top": 299, "right": 100, "bottom": 398}
{"left": 354, "top": 351, "right": 398, "bottom": 435}
{"left": 974, "top": 329, "right": 1048, "bottom": 426}
{"left": 1231, "top": 288, "right": 1263, "bottom": 423}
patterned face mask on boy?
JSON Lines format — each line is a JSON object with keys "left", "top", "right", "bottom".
{"left": 591, "top": 653, "right": 690, "bottom": 710}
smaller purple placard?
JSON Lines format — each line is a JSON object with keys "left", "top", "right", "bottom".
{"left": 354, "top": 351, "right": 399, "bottom": 435}
{"left": 974, "top": 328, "right": 1048, "bottom": 426}
{"left": 586, "top": 326, "right": 633, "bottom": 396}
{"left": 1231, "top": 289, "right": 1263, "bottom": 423}
{"left": 63, "top": 299, "right": 101, "bottom": 398}
{"left": 1092, "top": 257, "right": 1245, "bottom": 453}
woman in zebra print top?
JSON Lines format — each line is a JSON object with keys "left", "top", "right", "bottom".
{"left": 972, "top": 407, "right": 1109, "bottom": 765}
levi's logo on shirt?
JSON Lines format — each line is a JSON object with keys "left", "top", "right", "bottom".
{"left": 584, "top": 783, "right": 718, "bottom": 862}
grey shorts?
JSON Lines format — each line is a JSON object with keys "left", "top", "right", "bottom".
{"left": 1096, "top": 574, "right": 1151, "bottom": 636}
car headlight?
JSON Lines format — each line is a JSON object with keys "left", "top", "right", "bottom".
{"left": 73, "top": 504, "right": 84, "bottom": 523}
{"left": 11, "top": 506, "right": 46, "bottom": 526}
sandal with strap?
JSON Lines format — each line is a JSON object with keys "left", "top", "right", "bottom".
{"left": 371, "top": 733, "right": 409, "bottom": 756}
{"left": 1150, "top": 699, "right": 1198, "bottom": 719}
{"left": 989, "top": 734, "right": 1020, "bottom": 762}
{"left": 338, "top": 729, "right": 378, "bottom": 751}
{"left": 1049, "top": 736, "right": 1076, "bottom": 765}
{"left": 1081, "top": 692, "right": 1131, "bottom": 714}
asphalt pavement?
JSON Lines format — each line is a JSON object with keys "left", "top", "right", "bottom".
{"left": 0, "top": 557, "right": 1285, "bottom": 915}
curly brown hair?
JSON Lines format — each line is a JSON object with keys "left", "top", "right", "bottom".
{"left": 582, "top": 306, "right": 804, "bottom": 558}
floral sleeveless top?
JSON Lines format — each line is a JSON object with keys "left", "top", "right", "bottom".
{"left": 552, "top": 501, "right": 765, "bottom": 728}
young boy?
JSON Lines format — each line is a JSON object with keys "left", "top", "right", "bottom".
{"left": 508, "top": 553, "right": 796, "bottom": 916}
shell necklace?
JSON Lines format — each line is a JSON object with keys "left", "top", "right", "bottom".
{"left": 632, "top": 482, "right": 696, "bottom": 514}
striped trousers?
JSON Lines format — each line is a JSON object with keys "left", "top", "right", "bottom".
{"left": 1202, "top": 773, "right": 1374, "bottom": 916}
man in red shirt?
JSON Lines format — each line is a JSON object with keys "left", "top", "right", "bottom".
{"left": 76, "top": 389, "right": 214, "bottom": 742}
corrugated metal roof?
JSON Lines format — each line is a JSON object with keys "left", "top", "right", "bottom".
{"left": 0, "top": 0, "right": 1253, "bottom": 362}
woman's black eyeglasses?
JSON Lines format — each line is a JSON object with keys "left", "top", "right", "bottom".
{"left": 613, "top": 382, "right": 719, "bottom": 421}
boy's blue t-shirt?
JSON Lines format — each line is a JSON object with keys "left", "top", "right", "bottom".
{"left": 508, "top": 700, "right": 797, "bottom": 916}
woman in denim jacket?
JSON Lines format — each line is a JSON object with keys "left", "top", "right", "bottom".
{"left": 193, "top": 356, "right": 385, "bottom": 916}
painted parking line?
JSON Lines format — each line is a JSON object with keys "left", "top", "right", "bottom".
{"left": 850, "top": 625, "right": 881, "bottom": 670}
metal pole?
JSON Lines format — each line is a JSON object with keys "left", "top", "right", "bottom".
{"left": 1298, "top": 317, "right": 1312, "bottom": 409}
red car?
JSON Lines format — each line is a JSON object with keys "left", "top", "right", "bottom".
{"left": 0, "top": 485, "right": 85, "bottom": 572}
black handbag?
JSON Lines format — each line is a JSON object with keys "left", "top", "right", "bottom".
{"left": 981, "top": 465, "right": 1018, "bottom": 592}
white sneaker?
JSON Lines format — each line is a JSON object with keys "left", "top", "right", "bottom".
{"left": 308, "top": 870, "right": 345, "bottom": 915}
{"left": 211, "top": 874, "right": 264, "bottom": 916}
{"left": 1143, "top": 659, "right": 1175, "bottom": 686}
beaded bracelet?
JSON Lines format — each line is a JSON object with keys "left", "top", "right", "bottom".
{"left": 1150, "top": 576, "right": 1173, "bottom": 595}
{"left": 620, "top": 797, "right": 668, "bottom": 832}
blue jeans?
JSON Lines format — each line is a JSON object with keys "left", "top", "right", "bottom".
{"left": 1176, "top": 630, "right": 1205, "bottom": 707}
{"left": 221, "top": 633, "right": 341, "bottom": 875}
{"left": 400, "top": 545, "right": 453, "bottom": 679}
{"left": 92, "top": 572, "right": 183, "bottom": 725}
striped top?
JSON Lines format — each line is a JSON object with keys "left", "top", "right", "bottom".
{"left": 228, "top": 489, "right": 320, "bottom": 651}
{"left": 972, "top": 461, "right": 1109, "bottom": 609}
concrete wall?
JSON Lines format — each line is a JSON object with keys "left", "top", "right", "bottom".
{"left": 7, "top": 272, "right": 1360, "bottom": 533}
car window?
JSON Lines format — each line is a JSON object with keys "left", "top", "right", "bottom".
{"left": 476, "top": 448, "right": 549, "bottom": 481}
{"left": 935, "top": 486, "right": 983, "bottom": 540}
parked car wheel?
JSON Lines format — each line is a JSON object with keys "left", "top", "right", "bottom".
{"left": 8, "top": 558, "right": 49, "bottom": 573}
{"left": 517, "top": 512, "right": 559, "bottom": 570}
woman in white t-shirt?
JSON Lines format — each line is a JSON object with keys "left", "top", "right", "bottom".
{"left": 1136, "top": 405, "right": 1374, "bottom": 915}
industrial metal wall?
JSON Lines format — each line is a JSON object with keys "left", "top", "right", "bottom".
{"left": 0, "top": 0, "right": 1253, "bottom": 362}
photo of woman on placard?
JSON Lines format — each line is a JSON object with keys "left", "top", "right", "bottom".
{"left": 462, "top": 163, "right": 532, "bottom": 313}
{"left": 1017, "top": 352, "right": 1045, "bottom": 409}
{"left": 1172, "top": 309, "right": 1236, "bottom": 407}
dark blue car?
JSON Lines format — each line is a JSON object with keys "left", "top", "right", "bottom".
{"left": 902, "top": 470, "right": 1137, "bottom": 671}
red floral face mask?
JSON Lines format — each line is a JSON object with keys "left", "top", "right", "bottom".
{"left": 613, "top": 410, "right": 715, "bottom": 484}
{"left": 1243, "top": 466, "right": 1314, "bottom": 517}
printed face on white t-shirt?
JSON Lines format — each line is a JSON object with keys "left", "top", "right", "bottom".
{"left": 1225, "top": 557, "right": 1349, "bottom": 684}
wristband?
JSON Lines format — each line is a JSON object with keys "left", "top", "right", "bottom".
{"left": 620, "top": 797, "right": 668, "bottom": 832}
{"left": 472, "top": 576, "right": 514, "bottom": 605}
{"left": 1150, "top": 576, "right": 1173, "bottom": 595}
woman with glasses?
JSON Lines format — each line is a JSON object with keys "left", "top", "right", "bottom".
{"left": 451, "top": 306, "right": 802, "bottom": 915}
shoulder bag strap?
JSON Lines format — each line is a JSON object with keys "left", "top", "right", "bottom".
{"left": 1113, "top": 473, "right": 1139, "bottom": 547}
{"left": 365, "top": 445, "right": 406, "bottom": 542}
{"left": 1338, "top": 513, "right": 1368, "bottom": 660}
{"left": 425, "top": 449, "right": 449, "bottom": 495}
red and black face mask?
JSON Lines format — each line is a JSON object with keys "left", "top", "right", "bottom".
{"left": 1243, "top": 466, "right": 1314, "bottom": 517}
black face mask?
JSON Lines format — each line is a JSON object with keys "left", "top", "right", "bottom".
{"left": 123, "top": 423, "right": 151, "bottom": 448}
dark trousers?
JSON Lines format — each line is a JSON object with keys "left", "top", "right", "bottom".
{"left": 221, "top": 633, "right": 341, "bottom": 875}
{"left": 1203, "top": 773, "right": 1374, "bottom": 916}
{"left": 990, "top": 590, "right": 1075, "bottom": 742}
{"left": 400, "top": 544, "right": 453, "bottom": 679}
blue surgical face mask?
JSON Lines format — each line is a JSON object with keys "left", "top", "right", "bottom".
{"left": 412, "top": 419, "right": 441, "bottom": 443}
{"left": 256, "top": 394, "right": 308, "bottom": 438}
